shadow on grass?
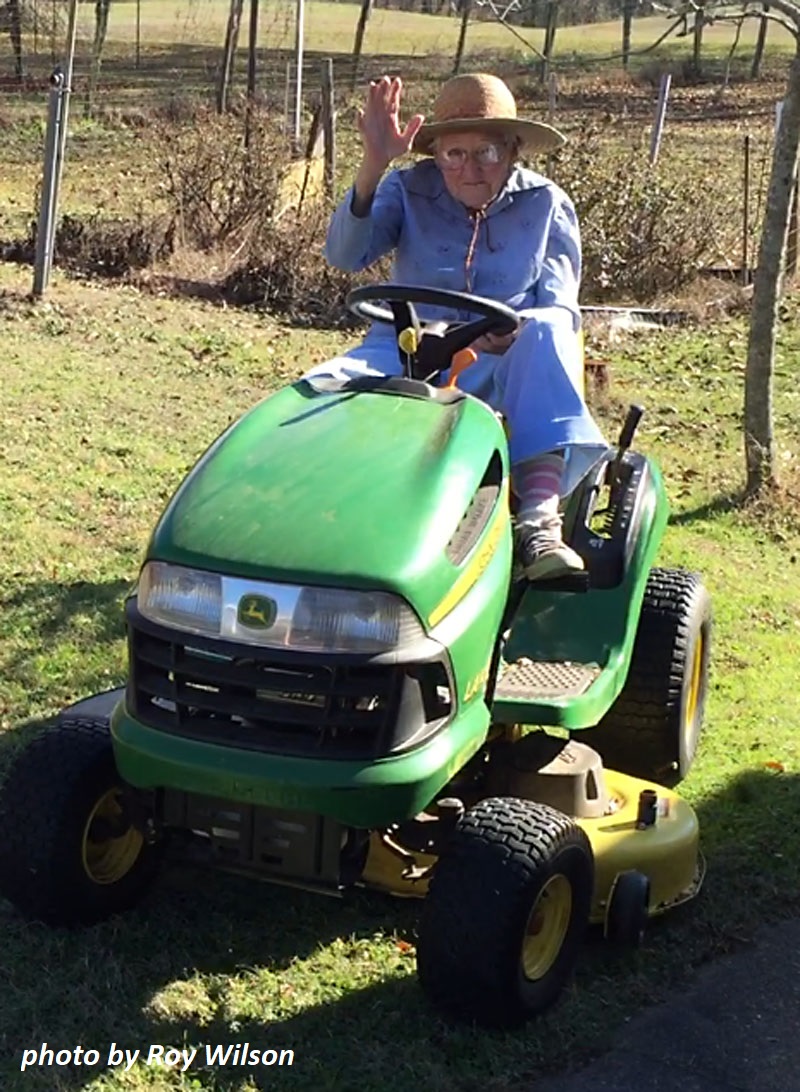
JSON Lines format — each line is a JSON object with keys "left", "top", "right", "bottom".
{"left": 1, "top": 757, "right": 800, "bottom": 1092}
{"left": 669, "top": 483, "right": 800, "bottom": 538}
{"left": 0, "top": 577, "right": 131, "bottom": 765}
{"left": 668, "top": 490, "right": 742, "bottom": 527}
{"left": 2, "top": 578, "right": 132, "bottom": 646}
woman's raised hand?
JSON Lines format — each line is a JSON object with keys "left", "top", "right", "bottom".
{"left": 358, "top": 76, "right": 425, "bottom": 173}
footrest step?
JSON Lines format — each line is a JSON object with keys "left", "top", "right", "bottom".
{"left": 496, "top": 659, "right": 601, "bottom": 701}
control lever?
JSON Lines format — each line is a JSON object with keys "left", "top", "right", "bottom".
{"left": 609, "top": 404, "right": 644, "bottom": 489}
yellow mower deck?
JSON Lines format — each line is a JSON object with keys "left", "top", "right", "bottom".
{"left": 360, "top": 768, "right": 701, "bottom": 926}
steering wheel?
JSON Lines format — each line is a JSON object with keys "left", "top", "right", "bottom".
{"left": 346, "top": 284, "right": 521, "bottom": 381}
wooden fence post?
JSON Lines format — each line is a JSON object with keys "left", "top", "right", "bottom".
{"left": 217, "top": 0, "right": 245, "bottom": 114}
{"left": 751, "top": 4, "right": 769, "bottom": 79}
{"left": 351, "top": 0, "right": 374, "bottom": 91}
{"left": 742, "top": 133, "right": 751, "bottom": 286}
{"left": 322, "top": 58, "right": 336, "bottom": 201}
{"left": 621, "top": 0, "right": 634, "bottom": 71}
{"left": 539, "top": 1, "right": 558, "bottom": 84}
{"left": 787, "top": 169, "right": 799, "bottom": 277}
{"left": 453, "top": 0, "right": 472, "bottom": 75}
{"left": 244, "top": 0, "right": 260, "bottom": 149}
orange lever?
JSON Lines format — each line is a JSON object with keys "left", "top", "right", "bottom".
{"left": 446, "top": 348, "right": 477, "bottom": 389}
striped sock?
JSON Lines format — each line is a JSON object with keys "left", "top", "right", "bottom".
{"left": 513, "top": 452, "right": 565, "bottom": 524}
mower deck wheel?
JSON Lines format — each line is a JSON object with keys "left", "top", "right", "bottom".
{"left": 605, "top": 870, "right": 651, "bottom": 947}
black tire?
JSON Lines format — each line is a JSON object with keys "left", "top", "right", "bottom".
{"left": 416, "top": 797, "right": 594, "bottom": 1028}
{"left": 581, "top": 568, "right": 712, "bottom": 787}
{"left": 605, "top": 870, "right": 650, "bottom": 947}
{"left": 0, "top": 717, "right": 161, "bottom": 926}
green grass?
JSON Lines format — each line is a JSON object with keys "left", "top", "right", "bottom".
{"left": 1, "top": 259, "right": 800, "bottom": 1092}
{"left": 62, "top": 2, "right": 796, "bottom": 62}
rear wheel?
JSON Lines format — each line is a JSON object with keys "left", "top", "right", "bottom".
{"left": 416, "top": 797, "right": 593, "bottom": 1028}
{"left": 0, "top": 717, "right": 161, "bottom": 926}
{"left": 581, "top": 568, "right": 712, "bottom": 786}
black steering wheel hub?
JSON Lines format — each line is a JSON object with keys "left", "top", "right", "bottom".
{"left": 347, "top": 284, "right": 521, "bottom": 381}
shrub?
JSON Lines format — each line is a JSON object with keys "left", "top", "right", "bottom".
{"left": 151, "top": 109, "right": 740, "bottom": 318}
{"left": 155, "top": 106, "right": 293, "bottom": 252}
{"left": 155, "top": 106, "right": 376, "bottom": 323}
{"left": 547, "top": 121, "right": 740, "bottom": 302}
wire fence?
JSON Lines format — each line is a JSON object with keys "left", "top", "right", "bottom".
{"left": 0, "top": 0, "right": 490, "bottom": 119}
{"left": 0, "top": 1, "right": 782, "bottom": 286}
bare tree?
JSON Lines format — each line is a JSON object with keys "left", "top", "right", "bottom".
{"left": 717, "top": 0, "right": 800, "bottom": 493}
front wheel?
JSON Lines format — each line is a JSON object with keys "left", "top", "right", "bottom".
{"left": 0, "top": 717, "right": 161, "bottom": 926}
{"left": 416, "top": 797, "right": 594, "bottom": 1028}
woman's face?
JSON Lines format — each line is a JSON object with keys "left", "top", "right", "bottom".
{"left": 434, "top": 129, "right": 514, "bottom": 209}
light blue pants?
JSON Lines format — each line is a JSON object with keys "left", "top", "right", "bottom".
{"left": 305, "top": 311, "right": 611, "bottom": 497}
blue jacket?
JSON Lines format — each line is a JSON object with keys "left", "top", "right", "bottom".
{"left": 325, "top": 158, "right": 581, "bottom": 331}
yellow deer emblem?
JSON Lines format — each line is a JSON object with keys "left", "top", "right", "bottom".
{"left": 237, "top": 595, "right": 276, "bottom": 629}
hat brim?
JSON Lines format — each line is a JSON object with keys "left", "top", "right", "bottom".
{"left": 412, "top": 117, "right": 566, "bottom": 156}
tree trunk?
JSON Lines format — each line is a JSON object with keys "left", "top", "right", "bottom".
{"left": 751, "top": 3, "right": 769, "bottom": 79}
{"left": 351, "top": 0, "right": 374, "bottom": 91}
{"left": 8, "top": 0, "right": 23, "bottom": 81}
{"left": 744, "top": 49, "right": 800, "bottom": 495}
{"left": 85, "top": 0, "right": 112, "bottom": 114}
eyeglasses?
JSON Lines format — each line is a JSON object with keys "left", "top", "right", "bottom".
{"left": 435, "top": 142, "right": 507, "bottom": 171}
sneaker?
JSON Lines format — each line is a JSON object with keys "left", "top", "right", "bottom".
{"left": 515, "top": 519, "right": 585, "bottom": 582}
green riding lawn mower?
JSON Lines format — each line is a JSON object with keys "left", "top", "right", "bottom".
{"left": 0, "top": 286, "right": 712, "bottom": 1029}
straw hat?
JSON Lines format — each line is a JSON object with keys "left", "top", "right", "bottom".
{"left": 412, "top": 72, "right": 565, "bottom": 156}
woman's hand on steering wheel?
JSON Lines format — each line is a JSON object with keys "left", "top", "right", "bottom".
{"left": 357, "top": 76, "right": 425, "bottom": 175}
{"left": 471, "top": 329, "right": 520, "bottom": 356}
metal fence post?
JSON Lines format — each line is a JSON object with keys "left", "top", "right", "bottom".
{"left": 649, "top": 73, "right": 672, "bottom": 166}
{"left": 32, "top": 68, "right": 66, "bottom": 298}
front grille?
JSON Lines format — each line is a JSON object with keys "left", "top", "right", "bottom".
{"left": 127, "top": 609, "right": 452, "bottom": 759}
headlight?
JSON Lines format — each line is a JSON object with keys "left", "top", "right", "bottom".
{"left": 135, "top": 562, "right": 426, "bottom": 654}
{"left": 290, "top": 586, "right": 423, "bottom": 653}
{"left": 138, "top": 562, "right": 222, "bottom": 636}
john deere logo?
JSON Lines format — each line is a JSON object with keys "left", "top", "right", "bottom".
{"left": 237, "top": 594, "right": 277, "bottom": 630}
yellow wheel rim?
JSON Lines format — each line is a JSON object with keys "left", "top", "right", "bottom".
{"left": 81, "top": 788, "right": 143, "bottom": 885}
{"left": 685, "top": 634, "right": 705, "bottom": 727}
{"left": 521, "top": 874, "right": 572, "bottom": 981}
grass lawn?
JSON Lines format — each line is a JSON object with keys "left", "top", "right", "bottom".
{"left": 64, "top": 2, "right": 796, "bottom": 62}
{"left": 1, "top": 257, "right": 799, "bottom": 1091}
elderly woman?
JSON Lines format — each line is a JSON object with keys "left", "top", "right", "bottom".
{"left": 313, "top": 72, "right": 609, "bottom": 582}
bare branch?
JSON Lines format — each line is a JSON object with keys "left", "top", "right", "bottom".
{"left": 714, "top": 0, "right": 800, "bottom": 28}
{"left": 709, "top": 6, "right": 800, "bottom": 37}
{"left": 720, "top": 13, "right": 747, "bottom": 90}
{"left": 479, "top": 7, "right": 545, "bottom": 60}
{"left": 486, "top": 10, "right": 689, "bottom": 69}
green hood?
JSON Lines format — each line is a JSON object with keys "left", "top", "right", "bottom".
{"left": 146, "top": 381, "right": 510, "bottom": 624}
